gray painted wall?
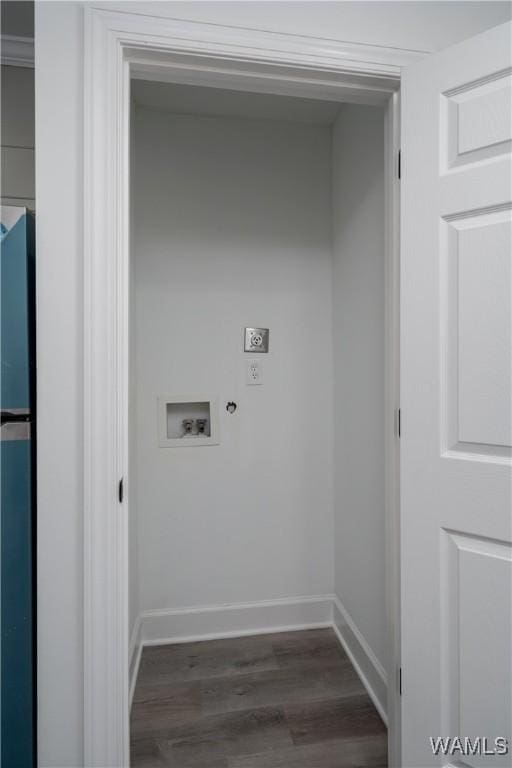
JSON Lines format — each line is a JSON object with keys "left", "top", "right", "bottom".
{"left": 332, "top": 104, "right": 387, "bottom": 670}
{"left": 131, "top": 106, "right": 334, "bottom": 624}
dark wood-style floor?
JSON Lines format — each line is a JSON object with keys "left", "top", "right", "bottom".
{"left": 130, "top": 628, "right": 387, "bottom": 768}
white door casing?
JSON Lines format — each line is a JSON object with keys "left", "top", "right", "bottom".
{"left": 401, "top": 21, "right": 512, "bottom": 768}
{"left": 83, "top": 8, "right": 406, "bottom": 766}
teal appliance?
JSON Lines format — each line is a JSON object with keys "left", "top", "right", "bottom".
{"left": 1, "top": 206, "right": 36, "bottom": 767}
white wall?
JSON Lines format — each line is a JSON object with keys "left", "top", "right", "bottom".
{"left": 332, "top": 104, "right": 387, "bottom": 670}
{"left": 35, "top": 3, "right": 84, "bottom": 767}
{"left": 104, "top": 1, "right": 512, "bottom": 54}
{"left": 129, "top": 102, "right": 140, "bottom": 650}
{"left": 131, "top": 107, "right": 334, "bottom": 617}
{"left": 36, "top": 3, "right": 511, "bottom": 765}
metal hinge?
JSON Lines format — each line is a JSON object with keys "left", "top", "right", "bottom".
{"left": 118, "top": 477, "right": 124, "bottom": 504}
{"left": 398, "top": 149, "right": 402, "bottom": 180}
{"left": 0, "top": 409, "right": 31, "bottom": 441}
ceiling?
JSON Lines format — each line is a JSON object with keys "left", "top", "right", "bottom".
{"left": 132, "top": 80, "right": 346, "bottom": 124}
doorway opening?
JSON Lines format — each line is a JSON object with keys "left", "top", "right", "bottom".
{"left": 127, "top": 76, "right": 399, "bottom": 767}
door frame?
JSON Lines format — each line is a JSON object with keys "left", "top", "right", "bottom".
{"left": 83, "top": 7, "right": 417, "bottom": 765}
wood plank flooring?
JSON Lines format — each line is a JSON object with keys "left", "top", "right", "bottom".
{"left": 130, "top": 628, "right": 387, "bottom": 768}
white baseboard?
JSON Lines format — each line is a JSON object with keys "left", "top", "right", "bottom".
{"left": 128, "top": 615, "right": 143, "bottom": 707}
{"left": 332, "top": 595, "right": 388, "bottom": 725}
{"left": 129, "top": 593, "right": 388, "bottom": 725}
{"left": 140, "top": 594, "right": 333, "bottom": 647}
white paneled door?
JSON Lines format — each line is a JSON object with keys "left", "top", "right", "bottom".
{"left": 401, "top": 21, "right": 512, "bottom": 768}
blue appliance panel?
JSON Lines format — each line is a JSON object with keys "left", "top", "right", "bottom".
{"left": 1, "top": 206, "right": 36, "bottom": 768}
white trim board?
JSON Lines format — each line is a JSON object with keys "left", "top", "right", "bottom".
{"left": 140, "top": 594, "right": 333, "bottom": 646}
{"left": 1, "top": 35, "right": 34, "bottom": 67}
{"left": 128, "top": 616, "right": 143, "bottom": 708}
{"left": 102, "top": 10, "right": 424, "bottom": 78}
{"left": 332, "top": 597, "right": 388, "bottom": 725}
{"left": 128, "top": 594, "right": 388, "bottom": 729}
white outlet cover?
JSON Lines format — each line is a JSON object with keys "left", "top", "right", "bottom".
{"left": 247, "top": 360, "right": 263, "bottom": 385}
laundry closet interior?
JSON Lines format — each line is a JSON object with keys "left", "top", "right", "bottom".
{"left": 128, "top": 73, "right": 394, "bottom": 766}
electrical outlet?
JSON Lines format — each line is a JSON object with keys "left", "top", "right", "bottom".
{"left": 247, "top": 360, "right": 262, "bottom": 385}
{"left": 244, "top": 327, "right": 269, "bottom": 353}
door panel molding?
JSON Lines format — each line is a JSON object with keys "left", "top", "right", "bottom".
{"left": 441, "top": 67, "right": 512, "bottom": 170}
{"left": 440, "top": 530, "right": 512, "bottom": 768}
{"left": 401, "top": 20, "right": 512, "bottom": 767}
{"left": 440, "top": 205, "right": 512, "bottom": 462}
